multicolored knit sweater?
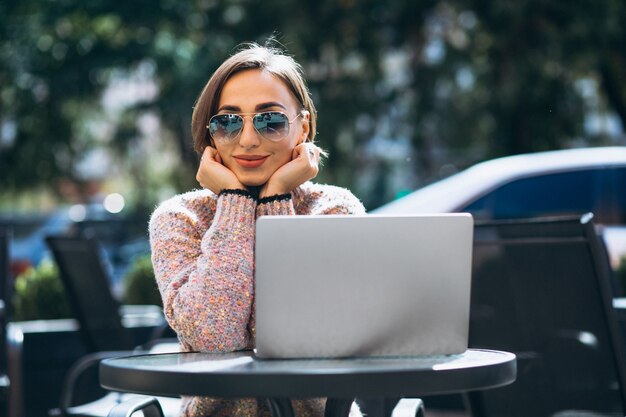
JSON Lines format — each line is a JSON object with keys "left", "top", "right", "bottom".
{"left": 149, "top": 182, "right": 366, "bottom": 417}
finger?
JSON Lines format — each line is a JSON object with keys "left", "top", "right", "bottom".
{"left": 292, "top": 145, "right": 302, "bottom": 160}
{"left": 293, "top": 143, "right": 313, "bottom": 160}
{"left": 299, "top": 143, "right": 318, "bottom": 162}
{"left": 202, "top": 146, "right": 216, "bottom": 162}
{"left": 195, "top": 166, "right": 205, "bottom": 187}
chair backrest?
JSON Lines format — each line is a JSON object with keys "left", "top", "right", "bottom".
{"left": 468, "top": 214, "right": 626, "bottom": 416}
{"left": 45, "top": 235, "right": 134, "bottom": 352}
{"left": 0, "top": 228, "right": 11, "bottom": 412}
{"left": 0, "top": 227, "right": 10, "bottom": 315}
{"left": 0, "top": 227, "right": 11, "bottom": 360}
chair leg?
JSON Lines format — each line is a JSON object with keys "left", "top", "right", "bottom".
{"left": 107, "top": 397, "right": 164, "bottom": 417}
{"left": 390, "top": 398, "right": 425, "bottom": 417}
{"left": 7, "top": 324, "right": 23, "bottom": 417}
{"left": 356, "top": 397, "right": 398, "bottom": 417}
{"left": 266, "top": 398, "right": 295, "bottom": 417}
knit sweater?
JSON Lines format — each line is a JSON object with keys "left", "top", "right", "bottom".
{"left": 149, "top": 182, "right": 366, "bottom": 417}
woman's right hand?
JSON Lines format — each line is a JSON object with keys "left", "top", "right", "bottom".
{"left": 196, "top": 146, "right": 246, "bottom": 194}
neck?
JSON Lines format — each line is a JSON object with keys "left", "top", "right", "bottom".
{"left": 247, "top": 185, "right": 262, "bottom": 200}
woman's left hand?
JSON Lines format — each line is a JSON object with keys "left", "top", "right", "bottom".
{"left": 259, "top": 143, "right": 320, "bottom": 199}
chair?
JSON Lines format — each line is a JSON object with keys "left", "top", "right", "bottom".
{"left": 0, "top": 228, "right": 24, "bottom": 417}
{"left": 467, "top": 214, "right": 626, "bottom": 416}
{"left": 0, "top": 228, "right": 12, "bottom": 417}
{"left": 45, "top": 235, "right": 148, "bottom": 352}
{"left": 45, "top": 235, "right": 179, "bottom": 417}
{"left": 356, "top": 398, "right": 425, "bottom": 417}
{"left": 106, "top": 397, "right": 165, "bottom": 417}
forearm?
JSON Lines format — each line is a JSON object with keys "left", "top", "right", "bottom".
{"left": 150, "top": 191, "right": 257, "bottom": 352}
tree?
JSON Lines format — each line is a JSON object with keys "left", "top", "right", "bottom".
{"left": 1, "top": 0, "right": 624, "bottom": 211}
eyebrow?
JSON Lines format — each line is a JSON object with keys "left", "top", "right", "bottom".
{"left": 217, "top": 101, "right": 288, "bottom": 113}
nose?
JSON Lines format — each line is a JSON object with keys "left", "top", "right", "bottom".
{"left": 238, "top": 116, "right": 261, "bottom": 148}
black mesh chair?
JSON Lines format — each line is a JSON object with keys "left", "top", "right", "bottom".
{"left": 467, "top": 214, "right": 626, "bottom": 416}
{"left": 45, "top": 235, "right": 179, "bottom": 417}
{"left": 45, "top": 235, "right": 138, "bottom": 353}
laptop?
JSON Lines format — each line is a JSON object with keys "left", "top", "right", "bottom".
{"left": 254, "top": 214, "right": 474, "bottom": 359}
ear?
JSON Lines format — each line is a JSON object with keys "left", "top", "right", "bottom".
{"left": 298, "top": 110, "right": 311, "bottom": 144}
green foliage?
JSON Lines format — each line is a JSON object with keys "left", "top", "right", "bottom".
{"left": 2, "top": 0, "right": 626, "bottom": 210}
{"left": 12, "top": 253, "right": 163, "bottom": 321}
{"left": 122, "top": 254, "right": 162, "bottom": 307}
{"left": 13, "top": 260, "right": 72, "bottom": 321}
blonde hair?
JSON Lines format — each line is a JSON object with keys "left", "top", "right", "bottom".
{"left": 191, "top": 42, "right": 318, "bottom": 154}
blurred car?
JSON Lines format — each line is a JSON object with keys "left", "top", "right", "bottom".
{"left": 374, "top": 146, "right": 626, "bottom": 268}
{"left": 0, "top": 203, "right": 149, "bottom": 286}
{"left": 1, "top": 210, "right": 71, "bottom": 277}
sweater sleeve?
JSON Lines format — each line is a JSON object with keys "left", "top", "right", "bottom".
{"left": 149, "top": 192, "right": 257, "bottom": 352}
{"left": 295, "top": 184, "right": 367, "bottom": 216}
{"left": 256, "top": 193, "right": 296, "bottom": 217}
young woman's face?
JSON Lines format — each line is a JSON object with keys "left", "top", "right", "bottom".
{"left": 212, "top": 69, "right": 309, "bottom": 187}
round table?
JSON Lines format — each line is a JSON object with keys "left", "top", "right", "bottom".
{"left": 101, "top": 348, "right": 516, "bottom": 417}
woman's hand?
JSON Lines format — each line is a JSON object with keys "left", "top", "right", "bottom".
{"left": 196, "top": 146, "right": 246, "bottom": 194}
{"left": 259, "top": 142, "right": 320, "bottom": 199}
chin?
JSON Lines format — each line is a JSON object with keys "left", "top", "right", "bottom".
{"left": 239, "top": 176, "right": 269, "bottom": 187}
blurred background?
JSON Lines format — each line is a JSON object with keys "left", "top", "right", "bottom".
{"left": 2, "top": 2, "right": 626, "bottom": 415}
{"left": 1, "top": 0, "right": 626, "bottom": 287}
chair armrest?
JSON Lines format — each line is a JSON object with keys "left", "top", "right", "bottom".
{"left": 107, "top": 397, "right": 164, "bottom": 417}
{"left": 56, "top": 350, "right": 139, "bottom": 414}
{"left": 144, "top": 322, "right": 176, "bottom": 346}
{"left": 391, "top": 398, "right": 425, "bottom": 417}
{"left": 54, "top": 332, "right": 178, "bottom": 415}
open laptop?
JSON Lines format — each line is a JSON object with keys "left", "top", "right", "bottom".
{"left": 254, "top": 214, "right": 474, "bottom": 359}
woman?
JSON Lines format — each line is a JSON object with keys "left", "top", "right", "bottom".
{"left": 149, "top": 42, "right": 365, "bottom": 417}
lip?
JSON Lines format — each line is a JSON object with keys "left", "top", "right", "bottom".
{"left": 233, "top": 155, "right": 269, "bottom": 169}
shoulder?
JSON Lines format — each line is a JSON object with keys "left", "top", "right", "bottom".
{"left": 149, "top": 189, "right": 218, "bottom": 231}
{"left": 301, "top": 182, "right": 358, "bottom": 200}
{"left": 294, "top": 182, "right": 366, "bottom": 215}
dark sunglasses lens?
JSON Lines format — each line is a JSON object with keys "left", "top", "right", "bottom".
{"left": 254, "top": 112, "right": 290, "bottom": 140}
{"left": 209, "top": 115, "right": 243, "bottom": 140}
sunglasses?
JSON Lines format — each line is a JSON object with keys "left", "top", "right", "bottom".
{"left": 207, "top": 111, "right": 303, "bottom": 144}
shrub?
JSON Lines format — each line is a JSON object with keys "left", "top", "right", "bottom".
{"left": 13, "top": 260, "right": 72, "bottom": 321}
{"left": 122, "top": 254, "right": 162, "bottom": 307}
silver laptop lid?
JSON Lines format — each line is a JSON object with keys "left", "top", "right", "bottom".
{"left": 254, "top": 214, "right": 473, "bottom": 359}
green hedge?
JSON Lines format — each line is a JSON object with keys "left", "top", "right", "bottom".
{"left": 13, "top": 254, "right": 162, "bottom": 321}
{"left": 13, "top": 260, "right": 72, "bottom": 321}
{"left": 122, "top": 254, "right": 162, "bottom": 307}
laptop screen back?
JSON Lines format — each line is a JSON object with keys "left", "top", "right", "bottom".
{"left": 254, "top": 214, "right": 473, "bottom": 359}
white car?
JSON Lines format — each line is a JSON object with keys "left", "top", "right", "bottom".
{"left": 374, "top": 146, "right": 626, "bottom": 268}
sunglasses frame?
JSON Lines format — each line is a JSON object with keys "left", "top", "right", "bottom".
{"left": 206, "top": 110, "right": 305, "bottom": 144}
